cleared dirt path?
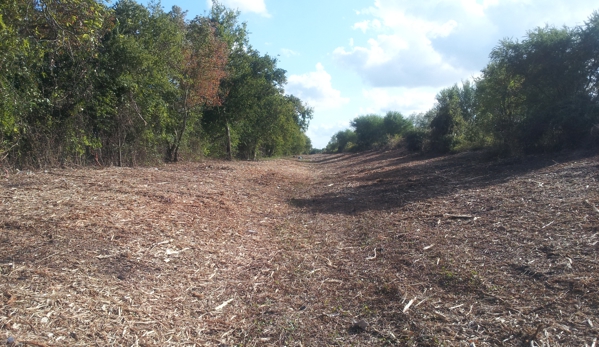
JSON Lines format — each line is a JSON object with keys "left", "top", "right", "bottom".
{"left": 1, "top": 150, "right": 598, "bottom": 346}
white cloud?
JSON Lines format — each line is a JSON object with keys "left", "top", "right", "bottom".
{"left": 207, "top": 0, "right": 270, "bottom": 17}
{"left": 362, "top": 87, "right": 438, "bottom": 115}
{"left": 333, "top": 0, "right": 598, "bottom": 88}
{"left": 352, "top": 19, "right": 381, "bottom": 33}
{"left": 334, "top": 33, "right": 467, "bottom": 87}
{"left": 280, "top": 48, "right": 299, "bottom": 57}
{"left": 352, "top": 19, "right": 382, "bottom": 33}
{"left": 286, "top": 63, "right": 350, "bottom": 111}
{"left": 353, "top": 20, "right": 370, "bottom": 32}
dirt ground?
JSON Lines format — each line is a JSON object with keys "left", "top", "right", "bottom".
{"left": 1, "top": 149, "right": 598, "bottom": 346}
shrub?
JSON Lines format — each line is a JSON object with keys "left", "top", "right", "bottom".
{"left": 405, "top": 129, "right": 428, "bottom": 152}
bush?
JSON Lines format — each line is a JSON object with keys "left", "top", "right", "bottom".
{"left": 405, "top": 129, "right": 428, "bottom": 152}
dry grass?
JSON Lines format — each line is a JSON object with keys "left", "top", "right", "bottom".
{"left": 1, "top": 149, "right": 598, "bottom": 346}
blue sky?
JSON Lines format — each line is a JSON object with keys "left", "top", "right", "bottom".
{"left": 143, "top": 0, "right": 598, "bottom": 148}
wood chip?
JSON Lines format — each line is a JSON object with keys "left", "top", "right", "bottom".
{"left": 444, "top": 214, "right": 474, "bottom": 219}
{"left": 403, "top": 298, "right": 415, "bottom": 313}
{"left": 214, "top": 299, "right": 234, "bottom": 311}
{"left": 1, "top": 150, "right": 596, "bottom": 346}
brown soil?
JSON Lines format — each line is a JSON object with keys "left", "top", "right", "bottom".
{"left": 1, "top": 149, "right": 598, "bottom": 346}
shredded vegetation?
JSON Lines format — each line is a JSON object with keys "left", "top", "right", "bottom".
{"left": 1, "top": 149, "right": 598, "bottom": 346}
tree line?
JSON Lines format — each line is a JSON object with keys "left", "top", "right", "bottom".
{"left": 0, "top": 0, "right": 313, "bottom": 167}
{"left": 327, "top": 11, "right": 599, "bottom": 155}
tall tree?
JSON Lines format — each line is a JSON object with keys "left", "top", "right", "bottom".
{"left": 350, "top": 114, "right": 385, "bottom": 150}
{"left": 383, "top": 111, "right": 412, "bottom": 137}
{"left": 0, "top": 0, "right": 109, "bottom": 166}
{"left": 165, "top": 13, "right": 228, "bottom": 162}
{"left": 233, "top": 53, "right": 287, "bottom": 159}
{"left": 429, "top": 86, "right": 466, "bottom": 153}
{"left": 325, "top": 129, "right": 357, "bottom": 153}
{"left": 476, "top": 21, "right": 598, "bottom": 152}
{"left": 202, "top": 1, "right": 249, "bottom": 159}
{"left": 286, "top": 95, "right": 313, "bottom": 132}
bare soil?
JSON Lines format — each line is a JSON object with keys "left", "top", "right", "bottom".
{"left": 1, "top": 149, "right": 598, "bottom": 346}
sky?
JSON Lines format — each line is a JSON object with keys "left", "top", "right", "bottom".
{"left": 142, "top": 0, "right": 598, "bottom": 148}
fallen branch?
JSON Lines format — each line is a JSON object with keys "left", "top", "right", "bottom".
{"left": 444, "top": 214, "right": 474, "bottom": 219}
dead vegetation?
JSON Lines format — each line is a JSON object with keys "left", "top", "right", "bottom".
{"left": 1, "top": 149, "right": 598, "bottom": 346}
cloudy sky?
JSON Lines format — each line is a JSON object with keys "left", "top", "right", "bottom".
{"left": 144, "top": 0, "right": 598, "bottom": 148}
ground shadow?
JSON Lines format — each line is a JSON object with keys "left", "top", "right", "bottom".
{"left": 291, "top": 150, "right": 597, "bottom": 215}
{"left": 306, "top": 152, "right": 362, "bottom": 165}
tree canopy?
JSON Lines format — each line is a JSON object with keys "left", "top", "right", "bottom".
{"left": 0, "top": 0, "right": 313, "bottom": 167}
{"left": 326, "top": 11, "right": 599, "bottom": 155}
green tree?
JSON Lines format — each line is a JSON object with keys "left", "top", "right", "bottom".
{"left": 257, "top": 95, "right": 313, "bottom": 157}
{"left": 165, "top": 12, "right": 228, "bottom": 162}
{"left": 1, "top": 0, "right": 109, "bottom": 166}
{"left": 581, "top": 12, "right": 599, "bottom": 107}
{"left": 0, "top": 0, "right": 313, "bottom": 166}
{"left": 509, "top": 26, "right": 591, "bottom": 150}
{"left": 92, "top": 0, "right": 185, "bottom": 165}
{"left": 476, "top": 21, "right": 598, "bottom": 152}
{"left": 350, "top": 114, "right": 386, "bottom": 150}
{"left": 303, "top": 134, "right": 313, "bottom": 154}
{"left": 475, "top": 59, "right": 526, "bottom": 152}
{"left": 233, "top": 53, "right": 288, "bottom": 159}
{"left": 201, "top": 1, "right": 249, "bottom": 159}
{"left": 92, "top": 0, "right": 156, "bottom": 165}
{"left": 286, "top": 95, "right": 313, "bottom": 132}
{"left": 383, "top": 111, "right": 413, "bottom": 137}
{"left": 325, "top": 129, "right": 357, "bottom": 153}
{"left": 428, "top": 86, "right": 465, "bottom": 153}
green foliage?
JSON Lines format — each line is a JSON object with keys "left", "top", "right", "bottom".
{"left": 303, "top": 135, "right": 313, "bottom": 154}
{"left": 0, "top": 0, "right": 314, "bottom": 166}
{"left": 475, "top": 17, "right": 599, "bottom": 153}
{"left": 429, "top": 85, "right": 466, "bottom": 153}
{"left": 327, "top": 111, "right": 414, "bottom": 153}
{"left": 384, "top": 111, "right": 413, "bottom": 136}
{"left": 404, "top": 128, "right": 428, "bottom": 152}
{"left": 286, "top": 95, "right": 314, "bottom": 132}
{"left": 199, "top": 4, "right": 312, "bottom": 160}
{"left": 327, "top": 11, "right": 599, "bottom": 157}
{"left": 350, "top": 114, "right": 386, "bottom": 150}
{"left": 475, "top": 61, "right": 526, "bottom": 153}
{"left": 0, "top": 0, "right": 111, "bottom": 165}
{"left": 325, "top": 129, "right": 357, "bottom": 153}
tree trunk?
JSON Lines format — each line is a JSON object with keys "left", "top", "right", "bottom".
{"left": 165, "top": 143, "right": 178, "bottom": 163}
{"left": 173, "top": 144, "right": 179, "bottom": 162}
{"left": 118, "top": 136, "right": 123, "bottom": 167}
{"left": 166, "top": 90, "right": 190, "bottom": 163}
{"left": 226, "top": 121, "right": 232, "bottom": 160}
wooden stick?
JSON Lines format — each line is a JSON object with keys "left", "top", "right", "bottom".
{"left": 444, "top": 214, "right": 474, "bottom": 219}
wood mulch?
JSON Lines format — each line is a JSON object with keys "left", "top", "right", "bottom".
{"left": 1, "top": 149, "right": 598, "bottom": 346}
